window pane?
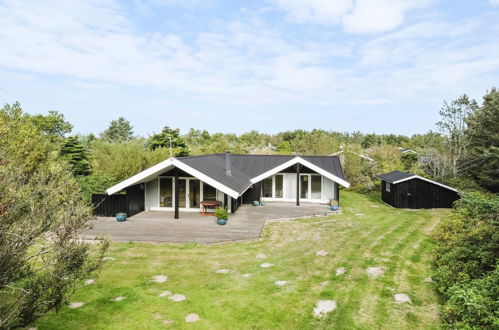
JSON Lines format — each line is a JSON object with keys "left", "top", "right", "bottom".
{"left": 178, "top": 179, "right": 186, "bottom": 208}
{"left": 262, "top": 177, "right": 273, "bottom": 197}
{"left": 189, "top": 179, "right": 200, "bottom": 208}
{"left": 159, "top": 178, "right": 172, "bottom": 207}
{"left": 311, "top": 175, "right": 321, "bottom": 199}
{"left": 300, "top": 175, "right": 309, "bottom": 199}
{"left": 275, "top": 175, "right": 283, "bottom": 198}
{"left": 203, "top": 183, "right": 217, "bottom": 201}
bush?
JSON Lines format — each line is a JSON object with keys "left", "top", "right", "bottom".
{"left": 78, "top": 174, "right": 119, "bottom": 201}
{"left": 214, "top": 207, "right": 228, "bottom": 219}
{"left": 432, "top": 192, "right": 499, "bottom": 328}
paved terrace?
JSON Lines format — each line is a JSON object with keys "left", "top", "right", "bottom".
{"left": 83, "top": 202, "right": 337, "bottom": 243}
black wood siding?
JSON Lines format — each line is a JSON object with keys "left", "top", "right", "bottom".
{"left": 125, "top": 184, "right": 145, "bottom": 216}
{"left": 91, "top": 194, "right": 126, "bottom": 217}
{"left": 381, "top": 179, "right": 459, "bottom": 209}
{"left": 241, "top": 181, "right": 262, "bottom": 204}
{"left": 92, "top": 184, "right": 145, "bottom": 217}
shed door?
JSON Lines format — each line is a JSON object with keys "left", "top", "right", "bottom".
{"left": 407, "top": 181, "right": 417, "bottom": 209}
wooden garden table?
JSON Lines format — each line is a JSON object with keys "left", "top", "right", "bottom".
{"left": 200, "top": 200, "right": 222, "bottom": 216}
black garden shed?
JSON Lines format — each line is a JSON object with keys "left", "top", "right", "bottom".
{"left": 377, "top": 170, "right": 460, "bottom": 209}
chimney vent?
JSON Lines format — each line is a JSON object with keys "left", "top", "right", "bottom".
{"left": 225, "top": 151, "right": 232, "bottom": 176}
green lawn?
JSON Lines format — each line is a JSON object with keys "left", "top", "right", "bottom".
{"left": 37, "top": 191, "right": 446, "bottom": 329}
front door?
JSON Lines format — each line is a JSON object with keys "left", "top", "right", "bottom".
{"left": 178, "top": 178, "right": 200, "bottom": 209}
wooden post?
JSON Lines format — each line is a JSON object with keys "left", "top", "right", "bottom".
{"left": 174, "top": 169, "right": 179, "bottom": 219}
{"left": 295, "top": 163, "right": 301, "bottom": 206}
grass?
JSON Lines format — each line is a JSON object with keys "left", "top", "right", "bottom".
{"left": 36, "top": 191, "right": 447, "bottom": 329}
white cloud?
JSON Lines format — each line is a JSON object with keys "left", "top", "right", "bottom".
{"left": 271, "top": 0, "right": 353, "bottom": 24}
{"left": 271, "top": 0, "right": 435, "bottom": 34}
{"left": 343, "top": 0, "right": 432, "bottom": 34}
{"left": 489, "top": 0, "right": 499, "bottom": 6}
{"left": 0, "top": 0, "right": 498, "bottom": 109}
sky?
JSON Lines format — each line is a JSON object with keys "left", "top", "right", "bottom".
{"left": 1, "top": 0, "right": 498, "bottom": 137}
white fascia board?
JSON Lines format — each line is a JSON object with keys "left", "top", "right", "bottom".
{"left": 250, "top": 156, "right": 350, "bottom": 188}
{"left": 392, "top": 175, "right": 458, "bottom": 192}
{"left": 297, "top": 157, "right": 350, "bottom": 188}
{"left": 172, "top": 159, "right": 240, "bottom": 199}
{"left": 106, "top": 158, "right": 174, "bottom": 195}
{"left": 106, "top": 157, "right": 240, "bottom": 199}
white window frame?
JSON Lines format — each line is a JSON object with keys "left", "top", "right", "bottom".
{"left": 261, "top": 173, "right": 323, "bottom": 202}
{"left": 150, "top": 176, "right": 228, "bottom": 212}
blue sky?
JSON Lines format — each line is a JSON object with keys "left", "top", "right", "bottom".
{"left": 1, "top": 0, "right": 498, "bottom": 137}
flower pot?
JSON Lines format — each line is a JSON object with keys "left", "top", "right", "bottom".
{"left": 252, "top": 201, "right": 260, "bottom": 206}
{"left": 330, "top": 205, "right": 339, "bottom": 211}
{"left": 217, "top": 218, "right": 228, "bottom": 225}
{"left": 116, "top": 213, "right": 127, "bottom": 222}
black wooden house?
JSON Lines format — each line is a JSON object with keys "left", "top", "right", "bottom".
{"left": 378, "top": 170, "right": 460, "bottom": 209}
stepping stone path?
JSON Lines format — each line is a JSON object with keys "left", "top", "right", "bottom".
{"left": 355, "top": 214, "right": 365, "bottom": 216}
{"left": 335, "top": 267, "right": 346, "bottom": 276}
{"left": 169, "top": 294, "right": 186, "bottom": 302}
{"left": 256, "top": 253, "right": 267, "bottom": 259}
{"left": 370, "top": 205, "right": 380, "bottom": 208}
{"left": 243, "top": 274, "right": 252, "bottom": 278}
{"left": 85, "top": 279, "right": 95, "bottom": 285}
{"left": 394, "top": 293, "right": 411, "bottom": 303}
{"left": 112, "top": 296, "right": 126, "bottom": 301}
{"left": 316, "top": 250, "right": 328, "bottom": 256}
{"left": 185, "top": 313, "right": 201, "bottom": 323}
{"left": 313, "top": 300, "right": 337, "bottom": 318}
{"left": 424, "top": 277, "right": 433, "bottom": 283}
{"left": 216, "top": 269, "right": 230, "bottom": 274}
{"left": 260, "top": 263, "right": 273, "bottom": 268}
{"left": 102, "top": 257, "right": 115, "bottom": 261}
{"left": 69, "top": 302, "right": 85, "bottom": 309}
{"left": 163, "top": 320, "right": 174, "bottom": 325}
{"left": 275, "top": 280, "right": 288, "bottom": 286}
{"left": 366, "top": 267, "right": 384, "bottom": 278}
{"left": 159, "top": 291, "right": 172, "bottom": 297}
{"left": 152, "top": 275, "right": 168, "bottom": 283}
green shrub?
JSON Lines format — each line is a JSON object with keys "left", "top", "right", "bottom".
{"left": 432, "top": 192, "right": 499, "bottom": 328}
{"left": 214, "top": 207, "right": 228, "bottom": 219}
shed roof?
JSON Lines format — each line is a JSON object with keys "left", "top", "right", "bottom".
{"left": 377, "top": 170, "right": 458, "bottom": 192}
{"left": 377, "top": 170, "right": 414, "bottom": 183}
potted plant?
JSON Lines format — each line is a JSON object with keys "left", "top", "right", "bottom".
{"left": 214, "top": 207, "right": 228, "bottom": 225}
{"left": 330, "top": 199, "right": 339, "bottom": 211}
{"left": 252, "top": 201, "right": 259, "bottom": 206}
{"left": 116, "top": 212, "right": 127, "bottom": 222}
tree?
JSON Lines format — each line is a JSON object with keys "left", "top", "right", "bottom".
{"left": 146, "top": 126, "right": 188, "bottom": 156}
{"left": 90, "top": 139, "right": 171, "bottom": 182}
{"left": 467, "top": 88, "right": 499, "bottom": 192}
{"left": 436, "top": 95, "right": 479, "bottom": 177}
{"left": 101, "top": 117, "right": 134, "bottom": 143}
{"left": 30, "top": 110, "right": 73, "bottom": 137}
{"left": 60, "top": 136, "right": 92, "bottom": 176}
{"left": 0, "top": 103, "right": 107, "bottom": 328}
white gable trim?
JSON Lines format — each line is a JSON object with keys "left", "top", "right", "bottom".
{"left": 106, "top": 157, "right": 240, "bottom": 198}
{"left": 250, "top": 156, "right": 350, "bottom": 188}
{"left": 106, "top": 158, "right": 174, "bottom": 195}
{"left": 392, "top": 175, "right": 458, "bottom": 192}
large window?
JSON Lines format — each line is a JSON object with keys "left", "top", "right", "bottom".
{"left": 275, "top": 175, "right": 283, "bottom": 198}
{"left": 189, "top": 179, "right": 200, "bottom": 208}
{"left": 262, "top": 177, "right": 273, "bottom": 197}
{"left": 386, "top": 183, "right": 391, "bottom": 192}
{"left": 311, "top": 175, "right": 321, "bottom": 199}
{"left": 203, "top": 183, "right": 217, "bottom": 201}
{"left": 300, "top": 175, "right": 309, "bottom": 199}
{"left": 159, "top": 177, "right": 173, "bottom": 207}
